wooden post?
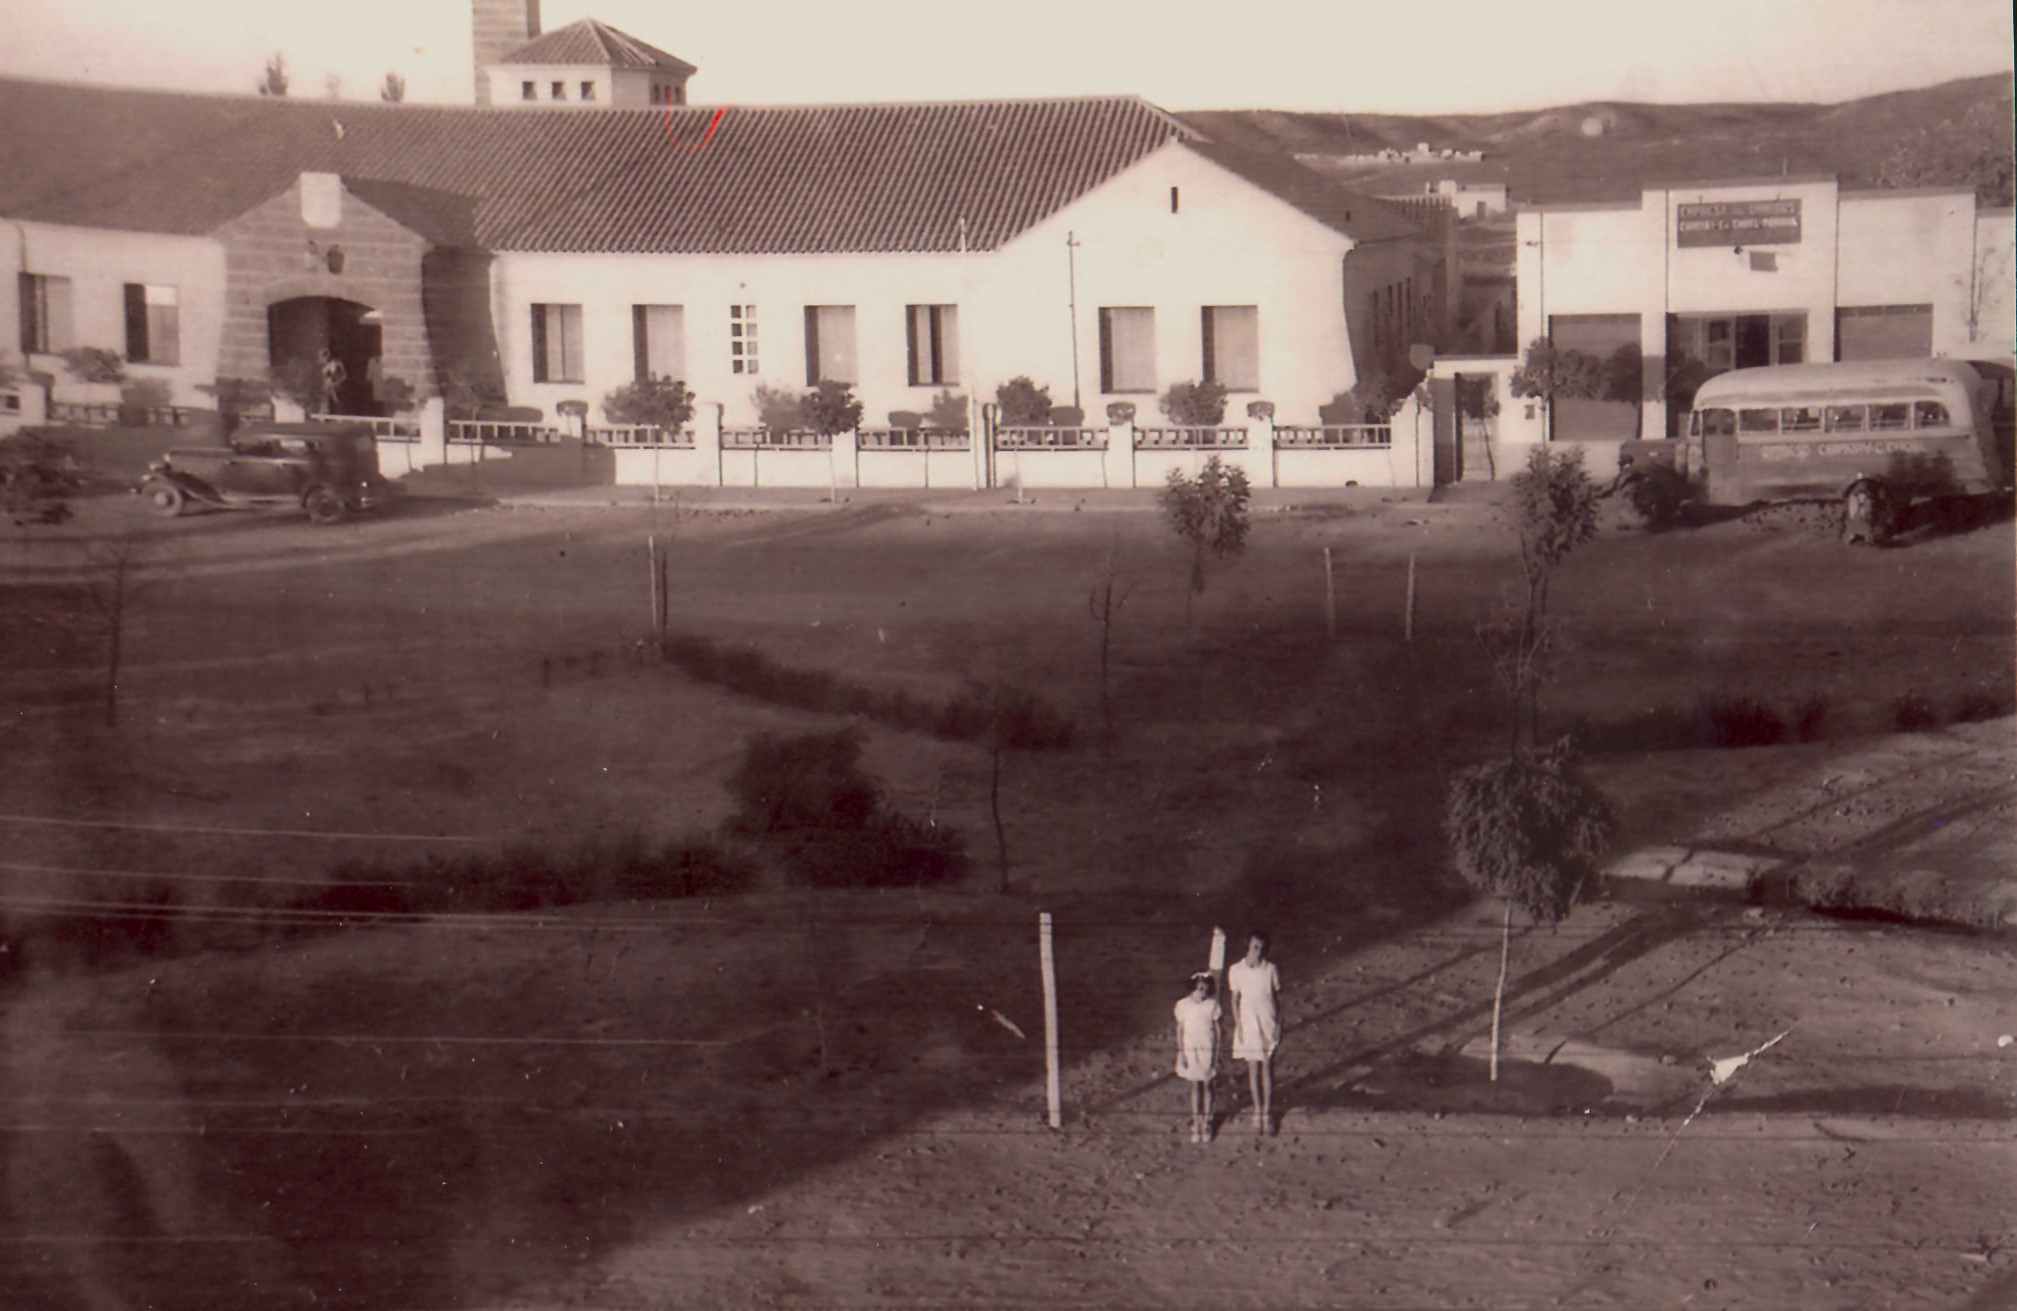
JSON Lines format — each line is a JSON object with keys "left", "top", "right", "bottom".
{"left": 1040, "top": 911, "right": 1061, "bottom": 1129}
{"left": 1404, "top": 552, "right": 1417, "bottom": 644}
{"left": 1490, "top": 902, "right": 1511, "bottom": 1083}
{"left": 1323, "top": 547, "right": 1337, "bottom": 642}
{"left": 648, "top": 535, "right": 662, "bottom": 636}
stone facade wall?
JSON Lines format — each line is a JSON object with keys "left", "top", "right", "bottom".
{"left": 211, "top": 180, "right": 437, "bottom": 398}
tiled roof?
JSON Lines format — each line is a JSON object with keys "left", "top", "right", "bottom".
{"left": 0, "top": 78, "right": 1416, "bottom": 254}
{"left": 498, "top": 18, "right": 697, "bottom": 75}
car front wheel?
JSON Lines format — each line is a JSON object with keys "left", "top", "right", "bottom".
{"left": 304, "top": 487, "right": 347, "bottom": 525}
{"left": 141, "top": 480, "right": 186, "bottom": 518}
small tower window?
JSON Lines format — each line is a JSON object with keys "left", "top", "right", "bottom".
{"left": 521, "top": 81, "right": 535, "bottom": 101}
{"left": 551, "top": 81, "right": 565, "bottom": 100}
{"left": 581, "top": 81, "right": 595, "bottom": 101}
{"left": 1170, "top": 186, "right": 1180, "bottom": 214}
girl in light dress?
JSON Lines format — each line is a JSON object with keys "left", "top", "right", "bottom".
{"left": 1227, "top": 931, "right": 1281, "bottom": 1135}
{"left": 1172, "top": 972, "right": 1221, "bottom": 1143}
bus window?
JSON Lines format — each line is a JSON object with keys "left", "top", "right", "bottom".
{"left": 1739, "top": 408, "right": 1779, "bottom": 434}
{"left": 1824, "top": 405, "right": 1865, "bottom": 432}
{"left": 1871, "top": 403, "right": 1910, "bottom": 430}
{"left": 1911, "top": 400, "right": 1949, "bottom": 428}
{"left": 1698, "top": 408, "right": 1736, "bottom": 436}
{"left": 1781, "top": 406, "right": 1823, "bottom": 432}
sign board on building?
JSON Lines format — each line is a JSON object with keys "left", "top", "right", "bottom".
{"left": 1675, "top": 199, "right": 1802, "bottom": 248}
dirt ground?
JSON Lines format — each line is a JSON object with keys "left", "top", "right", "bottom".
{"left": 0, "top": 483, "right": 2012, "bottom": 1309}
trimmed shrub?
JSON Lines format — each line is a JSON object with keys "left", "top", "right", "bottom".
{"left": 927, "top": 389, "right": 969, "bottom": 430}
{"left": 1158, "top": 379, "right": 1229, "bottom": 427}
{"left": 1792, "top": 693, "right": 1834, "bottom": 742}
{"left": 604, "top": 376, "right": 696, "bottom": 430}
{"left": 1954, "top": 688, "right": 2015, "bottom": 723}
{"left": 994, "top": 376, "right": 1053, "bottom": 426}
{"left": 1891, "top": 694, "right": 1942, "bottom": 732}
{"left": 1705, "top": 696, "right": 1786, "bottom": 748}
{"left": 1444, "top": 740, "right": 1613, "bottom": 925}
{"left": 752, "top": 382, "right": 805, "bottom": 432}
{"left": 802, "top": 379, "right": 864, "bottom": 438}
{"left": 59, "top": 346, "right": 127, "bottom": 385}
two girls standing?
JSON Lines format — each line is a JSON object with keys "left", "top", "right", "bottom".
{"left": 1172, "top": 932, "right": 1281, "bottom": 1142}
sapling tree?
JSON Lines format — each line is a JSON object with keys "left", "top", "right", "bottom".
{"left": 1443, "top": 740, "right": 1613, "bottom": 1081}
{"left": 1086, "top": 542, "right": 1136, "bottom": 757}
{"left": 1159, "top": 454, "right": 1251, "bottom": 636}
{"left": 994, "top": 376, "right": 1052, "bottom": 426}
{"left": 1508, "top": 337, "right": 1604, "bottom": 442}
{"left": 603, "top": 377, "right": 695, "bottom": 432}
{"left": 801, "top": 380, "right": 863, "bottom": 440}
{"left": 1603, "top": 342, "right": 1646, "bottom": 440}
{"left": 956, "top": 682, "right": 1075, "bottom": 892}
{"left": 258, "top": 52, "right": 290, "bottom": 97}
{"left": 1446, "top": 444, "right": 1609, "bottom": 1081}
{"left": 927, "top": 389, "right": 969, "bottom": 431}
{"left": 751, "top": 382, "right": 805, "bottom": 433}
{"left": 59, "top": 347, "right": 127, "bottom": 387}
{"left": 379, "top": 72, "right": 407, "bottom": 103}
{"left": 1158, "top": 380, "right": 1228, "bottom": 427}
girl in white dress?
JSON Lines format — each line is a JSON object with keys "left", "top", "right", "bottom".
{"left": 1172, "top": 973, "right": 1221, "bottom": 1143}
{"left": 1227, "top": 931, "right": 1281, "bottom": 1135}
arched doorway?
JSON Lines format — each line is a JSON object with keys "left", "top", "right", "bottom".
{"left": 268, "top": 297, "right": 383, "bottom": 415}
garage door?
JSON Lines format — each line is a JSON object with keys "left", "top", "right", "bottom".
{"left": 1836, "top": 304, "right": 1933, "bottom": 360}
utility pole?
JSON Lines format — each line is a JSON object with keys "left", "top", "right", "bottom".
{"left": 1065, "top": 231, "right": 1083, "bottom": 411}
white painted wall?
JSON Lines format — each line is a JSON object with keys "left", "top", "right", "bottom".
{"left": 1, "top": 222, "right": 227, "bottom": 407}
{"left": 486, "top": 65, "right": 674, "bottom": 107}
{"left": 1837, "top": 189, "right": 1977, "bottom": 354}
{"left": 1970, "top": 208, "right": 2015, "bottom": 356}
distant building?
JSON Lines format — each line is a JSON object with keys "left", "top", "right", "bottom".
{"left": 482, "top": 14, "right": 696, "bottom": 109}
{"left": 1512, "top": 175, "right": 2015, "bottom": 460}
{"left": 1376, "top": 180, "right": 1509, "bottom": 221}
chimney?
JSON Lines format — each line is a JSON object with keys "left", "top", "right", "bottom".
{"left": 472, "top": 0, "right": 541, "bottom": 105}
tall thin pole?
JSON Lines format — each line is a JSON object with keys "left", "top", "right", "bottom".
{"left": 1404, "top": 552, "right": 1418, "bottom": 644}
{"left": 1040, "top": 911, "right": 1061, "bottom": 1129}
{"left": 1065, "top": 232, "right": 1082, "bottom": 412}
{"left": 1323, "top": 547, "right": 1337, "bottom": 642}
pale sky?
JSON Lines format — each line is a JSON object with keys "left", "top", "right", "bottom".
{"left": 1, "top": 0, "right": 2011, "bottom": 112}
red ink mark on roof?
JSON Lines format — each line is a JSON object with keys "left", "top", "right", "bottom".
{"left": 663, "top": 105, "right": 726, "bottom": 152}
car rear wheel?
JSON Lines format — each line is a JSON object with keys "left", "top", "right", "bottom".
{"left": 141, "top": 480, "right": 186, "bottom": 518}
{"left": 304, "top": 487, "right": 347, "bottom": 525}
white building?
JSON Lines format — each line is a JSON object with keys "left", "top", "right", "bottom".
{"left": 0, "top": 39, "right": 1445, "bottom": 490}
{"left": 1507, "top": 175, "right": 2015, "bottom": 467}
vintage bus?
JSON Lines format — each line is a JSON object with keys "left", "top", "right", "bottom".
{"left": 1683, "top": 358, "right": 2013, "bottom": 542}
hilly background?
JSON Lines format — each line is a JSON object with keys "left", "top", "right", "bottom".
{"left": 1183, "top": 72, "right": 2014, "bottom": 206}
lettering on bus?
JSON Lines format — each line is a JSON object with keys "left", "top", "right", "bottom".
{"left": 1676, "top": 199, "right": 1802, "bottom": 248}
{"left": 1754, "top": 438, "right": 1929, "bottom": 461}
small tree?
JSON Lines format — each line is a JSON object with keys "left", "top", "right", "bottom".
{"left": 438, "top": 365, "right": 502, "bottom": 422}
{"left": 1086, "top": 542, "right": 1136, "bottom": 757}
{"left": 375, "top": 374, "right": 418, "bottom": 416}
{"left": 603, "top": 377, "right": 696, "bottom": 431}
{"left": 1444, "top": 741, "right": 1613, "bottom": 1081}
{"left": 0, "top": 429, "right": 80, "bottom": 525}
{"left": 751, "top": 382, "right": 805, "bottom": 432}
{"left": 199, "top": 377, "right": 272, "bottom": 438}
{"left": 962, "top": 681, "right": 1074, "bottom": 892}
{"left": 1489, "top": 445, "right": 1602, "bottom": 752}
{"left": 1603, "top": 342, "right": 1646, "bottom": 440}
{"left": 379, "top": 72, "right": 407, "bottom": 103}
{"left": 1159, "top": 454, "right": 1251, "bottom": 635}
{"left": 994, "top": 376, "right": 1052, "bottom": 426}
{"left": 802, "top": 380, "right": 863, "bottom": 439}
{"left": 258, "top": 52, "right": 290, "bottom": 97}
{"left": 1159, "top": 379, "right": 1228, "bottom": 427}
{"left": 59, "top": 346, "right": 127, "bottom": 387}
{"left": 1508, "top": 338, "right": 1604, "bottom": 442}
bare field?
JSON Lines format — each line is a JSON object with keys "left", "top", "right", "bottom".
{"left": 1, "top": 488, "right": 2013, "bottom": 1309}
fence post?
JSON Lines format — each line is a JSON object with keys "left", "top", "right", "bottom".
{"left": 1040, "top": 911, "right": 1061, "bottom": 1129}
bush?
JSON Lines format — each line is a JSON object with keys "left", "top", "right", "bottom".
{"left": 752, "top": 382, "right": 805, "bottom": 432}
{"left": 118, "top": 378, "right": 173, "bottom": 426}
{"left": 1891, "top": 694, "right": 1942, "bottom": 733}
{"left": 1, "top": 428, "right": 81, "bottom": 524}
{"left": 200, "top": 376, "right": 272, "bottom": 437}
{"left": 1705, "top": 696, "right": 1786, "bottom": 748}
{"left": 603, "top": 376, "right": 696, "bottom": 430}
{"left": 376, "top": 373, "right": 418, "bottom": 415}
{"left": 1159, "top": 379, "right": 1229, "bottom": 426}
{"left": 927, "top": 389, "right": 969, "bottom": 430}
{"left": 727, "top": 729, "right": 966, "bottom": 889}
{"left": 1953, "top": 688, "right": 2014, "bottom": 723}
{"left": 1792, "top": 693, "right": 1833, "bottom": 742}
{"left": 59, "top": 346, "right": 127, "bottom": 385}
{"left": 994, "top": 376, "right": 1053, "bottom": 426}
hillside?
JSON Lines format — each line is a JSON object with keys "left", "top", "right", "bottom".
{"left": 1183, "top": 73, "right": 2014, "bottom": 204}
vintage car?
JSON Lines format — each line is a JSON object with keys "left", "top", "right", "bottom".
{"left": 135, "top": 420, "right": 395, "bottom": 524}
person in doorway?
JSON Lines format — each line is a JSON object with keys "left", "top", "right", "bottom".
{"left": 319, "top": 348, "right": 346, "bottom": 415}
{"left": 1227, "top": 931, "right": 1281, "bottom": 1135}
{"left": 1173, "top": 972, "right": 1221, "bottom": 1144}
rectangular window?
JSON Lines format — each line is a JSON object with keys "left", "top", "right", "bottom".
{"left": 580, "top": 81, "right": 596, "bottom": 101}
{"left": 1824, "top": 405, "right": 1865, "bottom": 432}
{"left": 521, "top": 81, "right": 536, "bottom": 101}
{"left": 530, "top": 303, "right": 584, "bottom": 383}
{"left": 803, "top": 305, "right": 858, "bottom": 385}
{"left": 1200, "top": 305, "right": 1259, "bottom": 391}
{"left": 1098, "top": 307, "right": 1156, "bottom": 393}
{"left": 632, "top": 304, "right": 686, "bottom": 383}
{"left": 1780, "top": 405, "right": 1823, "bottom": 433}
{"left": 1913, "top": 400, "right": 1950, "bottom": 428}
{"left": 18, "top": 273, "right": 73, "bottom": 354}
{"left": 1774, "top": 314, "right": 1805, "bottom": 365}
{"left": 122, "top": 283, "right": 179, "bottom": 365}
{"left": 551, "top": 81, "right": 566, "bottom": 100}
{"left": 729, "top": 304, "right": 759, "bottom": 375}
{"left": 1870, "top": 403, "right": 1910, "bottom": 431}
{"left": 905, "top": 304, "right": 960, "bottom": 386}
{"left": 1738, "top": 407, "right": 1779, "bottom": 434}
